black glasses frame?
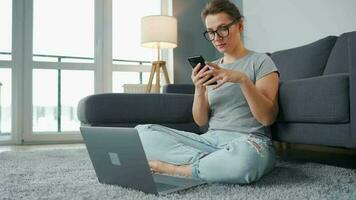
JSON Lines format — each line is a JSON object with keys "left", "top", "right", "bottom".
{"left": 203, "top": 19, "right": 238, "bottom": 41}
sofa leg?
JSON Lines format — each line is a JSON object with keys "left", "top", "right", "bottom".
{"left": 281, "top": 142, "right": 290, "bottom": 151}
{"left": 273, "top": 141, "right": 290, "bottom": 154}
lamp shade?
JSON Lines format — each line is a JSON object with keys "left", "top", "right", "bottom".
{"left": 141, "top": 15, "right": 177, "bottom": 49}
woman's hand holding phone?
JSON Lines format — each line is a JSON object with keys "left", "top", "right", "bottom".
{"left": 191, "top": 63, "right": 211, "bottom": 95}
{"left": 188, "top": 56, "right": 218, "bottom": 95}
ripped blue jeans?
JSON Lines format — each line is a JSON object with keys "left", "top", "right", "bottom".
{"left": 135, "top": 124, "right": 276, "bottom": 184}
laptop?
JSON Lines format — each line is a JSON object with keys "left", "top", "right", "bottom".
{"left": 80, "top": 126, "right": 206, "bottom": 195}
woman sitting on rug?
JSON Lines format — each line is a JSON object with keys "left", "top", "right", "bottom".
{"left": 136, "top": 0, "right": 279, "bottom": 184}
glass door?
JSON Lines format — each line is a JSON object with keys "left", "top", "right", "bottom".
{"left": 22, "top": 0, "right": 95, "bottom": 142}
{"left": 0, "top": 0, "right": 13, "bottom": 143}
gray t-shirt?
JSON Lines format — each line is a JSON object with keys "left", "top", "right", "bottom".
{"left": 207, "top": 51, "right": 278, "bottom": 137}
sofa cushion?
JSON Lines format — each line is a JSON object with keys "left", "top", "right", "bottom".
{"left": 271, "top": 123, "right": 351, "bottom": 148}
{"left": 277, "top": 73, "right": 349, "bottom": 123}
{"left": 324, "top": 31, "right": 356, "bottom": 75}
{"left": 271, "top": 36, "right": 337, "bottom": 81}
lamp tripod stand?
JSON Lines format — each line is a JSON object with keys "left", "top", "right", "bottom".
{"left": 146, "top": 47, "right": 171, "bottom": 93}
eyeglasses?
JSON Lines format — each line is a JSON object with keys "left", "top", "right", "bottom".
{"left": 203, "top": 20, "right": 238, "bottom": 41}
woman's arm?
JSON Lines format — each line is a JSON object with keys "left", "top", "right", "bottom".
{"left": 239, "top": 72, "right": 279, "bottom": 126}
{"left": 192, "top": 90, "right": 210, "bottom": 126}
{"left": 191, "top": 64, "right": 211, "bottom": 127}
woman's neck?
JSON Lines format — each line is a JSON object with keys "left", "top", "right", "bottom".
{"left": 222, "top": 45, "right": 249, "bottom": 64}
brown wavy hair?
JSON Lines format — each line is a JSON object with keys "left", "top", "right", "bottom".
{"left": 201, "top": 0, "right": 243, "bottom": 23}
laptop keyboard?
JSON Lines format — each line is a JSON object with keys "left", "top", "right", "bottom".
{"left": 155, "top": 182, "right": 179, "bottom": 191}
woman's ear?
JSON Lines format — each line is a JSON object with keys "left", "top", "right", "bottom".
{"left": 238, "top": 21, "right": 244, "bottom": 33}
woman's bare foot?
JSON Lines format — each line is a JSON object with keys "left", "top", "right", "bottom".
{"left": 148, "top": 160, "right": 192, "bottom": 177}
{"left": 149, "top": 160, "right": 173, "bottom": 173}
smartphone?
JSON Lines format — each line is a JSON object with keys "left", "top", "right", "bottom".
{"left": 187, "top": 55, "right": 217, "bottom": 85}
{"left": 188, "top": 55, "right": 206, "bottom": 71}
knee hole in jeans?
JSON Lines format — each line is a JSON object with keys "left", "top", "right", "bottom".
{"left": 247, "top": 139, "right": 262, "bottom": 155}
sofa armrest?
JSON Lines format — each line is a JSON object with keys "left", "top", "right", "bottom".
{"left": 350, "top": 33, "right": 356, "bottom": 148}
{"left": 78, "top": 93, "right": 194, "bottom": 125}
{"left": 277, "top": 73, "right": 349, "bottom": 123}
{"left": 163, "top": 84, "right": 195, "bottom": 94}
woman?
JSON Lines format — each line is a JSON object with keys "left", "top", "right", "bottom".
{"left": 136, "top": 0, "right": 279, "bottom": 184}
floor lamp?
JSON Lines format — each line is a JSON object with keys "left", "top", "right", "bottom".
{"left": 141, "top": 15, "right": 177, "bottom": 93}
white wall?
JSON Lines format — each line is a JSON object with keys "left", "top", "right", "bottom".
{"left": 243, "top": 0, "right": 356, "bottom": 53}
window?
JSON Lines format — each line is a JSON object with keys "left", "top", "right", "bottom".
{"left": 112, "top": 0, "right": 161, "bottom": 62}
{"left": 2, "top": 0, "right": 170, "bottom": 144}
{"left": 32, "top": 69, "right": 94, "bottom": 133}
{"left": 112, "top": 72, "right": 151, "bottom": 93}
{"left": 112, "top": 0, "right": 161, "bottom": 92}
{"left": 32, "top": 0, "right": 95, "bottom": 134}
{"left": 0, "top": 0, "right": 12, "bottom": 61}
{"left": 0, "top": 69, "right": 11, "bottom": 136}
{"left": 60, "top": 70, "right": 94, "bottom": 131}
{"left": 33, "top": 0, "right": 94, "bottom": 62}
{"left": 0, "top": 0, "right": 12, "bottom": 139}
{"left": 32, "top": 69, "right": 58, "bottom": 132}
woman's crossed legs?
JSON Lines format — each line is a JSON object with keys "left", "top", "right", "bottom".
{"left": 135, "top": 124, "right": 275, "bottom": 184}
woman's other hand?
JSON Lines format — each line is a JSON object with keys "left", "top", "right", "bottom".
{"left": 201, "top": 62, "right": 248, "bottom": 89}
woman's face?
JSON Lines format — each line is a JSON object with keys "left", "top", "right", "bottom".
{"left": 205, "top": 12, "right": 242, "bottom": 53}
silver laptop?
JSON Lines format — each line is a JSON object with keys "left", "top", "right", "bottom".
{"left": 80, "top": 126, "right": 206, "bottom": 195}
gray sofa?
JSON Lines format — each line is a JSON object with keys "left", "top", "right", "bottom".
{"left": 77, "top": 31, "right": 356, "bottom": 149}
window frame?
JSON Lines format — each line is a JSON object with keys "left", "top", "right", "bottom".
{"left": 0, "top": 0, "right": 172, "bottom": 145}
